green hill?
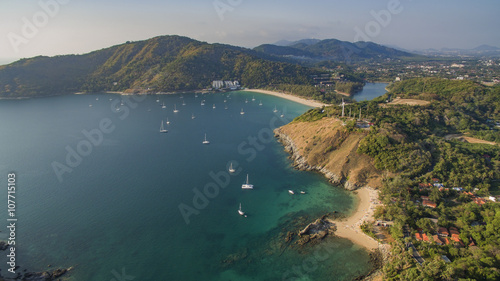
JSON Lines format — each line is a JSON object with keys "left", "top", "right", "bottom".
{"left": 254, "top": 38, "right": 418, "bottom": 62}
{"left": 0, "top": 35, "right": 317, "bottom": 97}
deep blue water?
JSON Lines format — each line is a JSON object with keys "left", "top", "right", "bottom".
{"left": 352, "top": 83, "right": 388, "bottom": 101}
{"left": 0, "top": 91, "right": 373, "bottom": 280}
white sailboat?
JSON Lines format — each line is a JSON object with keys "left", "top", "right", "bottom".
{"left": 229, "top": 162, "right": 235, "bottom": 173}
{"left": 173, "top": 104, "right": 179, "bottom": 113}
{"left": 241, "top": 174, "right": 253, "bottom": 189}
{"left": 252, "top": 96, "right": 255, "bottom": 101}
{"left": 182, "top": 100, "right": 186, "bottom": 106}
{"left": 213, "top": 104, "right": 216, "bottom": 109}
{"left": 161, "top": 102, "right": 167, "bottom": 109}
{"left": 238, "top": 203, "right": 245, "bottom": 216}
{"left": 192, "top": 113, "right": 196, "bottom": 119}
{"left": 288, "top": 190, "right": 295, "bottom": 195}
{"left": 240, "top": 108, "right": 245, "bottom": 115}
{"left": 202, "top": 134, "right": 210, "bottom": 145}
{"left": 166, "top": 118, "right": 170, "bottom": 125}
{"left": 273, "top": 105, "right": 278, "bottom": 113}
{"left": 245, "top": 98, "right": 248, "bottom": 103}
{"left": 201, "top": 100, "right": 205, "bottom": 106}
{"left": 259, "top": 100, "right": 263, "bottom": 106}
{"left": 160, "top": 121, "right": 168, "bottom": 133}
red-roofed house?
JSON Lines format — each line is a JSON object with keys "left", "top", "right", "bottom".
{"left": 423, "top": 233, "right": 430, "bottom": 242}
{"left": 473, "top": 197, "right": 486, "bottom": 205}
{"left": 415, "top": 233, "right": 423, "bottom": 241}
{"left": 433, "top": 235, "right": 444, "bottom": 245}
{"left": 423, "top": 199, "right": 437, "bottom": 208}
{"left": 451, "top": 234, "right": 465, "bottom": 247}
{"left": 438, "top": 227, "right": 449, "bottom": 237}
{"left": 449, "top": 227, "right": 459, "bottom": 236}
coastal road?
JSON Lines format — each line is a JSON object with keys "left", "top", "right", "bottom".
{"left": 404, "top": 225, "right": 425, "bottom": 265}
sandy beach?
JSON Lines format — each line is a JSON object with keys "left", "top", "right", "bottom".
{"left": 329, "top": 187, "right": 380, "bottom": 250}
{"left": 246, "top": 89, "right": 327, "bottom": 108}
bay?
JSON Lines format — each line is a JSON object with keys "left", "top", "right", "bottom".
{"left": 352, "top": 83, "right": 389, "bottom": 101}
{"left": 0, "top": 91, "right": 373, "bottom": 280}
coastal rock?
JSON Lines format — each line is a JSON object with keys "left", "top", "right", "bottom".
{"left": 275, "top": 128, "right": 356, "bottom": 190}
{"left": 296, "top": 217, "right": 336, "bottom": 246}
{"left": 0, "top": 241, "right": 8, "bottom": 251}
{"left": 274, "top": 126, "right": 378, "bottom": 191}
{"left": 22, "top": 267, "right": 71, "bottom": 281}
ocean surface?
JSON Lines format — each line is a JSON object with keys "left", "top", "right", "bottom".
{"left": 352, "top": 83, "right": 388, "bottom": 101}
{"left": 0, "top": 90, "right": 383, "bottom": 280}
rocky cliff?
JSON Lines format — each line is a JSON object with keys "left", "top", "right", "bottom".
{"left": 275, "top": 117, "right": 382, "bottom": 190}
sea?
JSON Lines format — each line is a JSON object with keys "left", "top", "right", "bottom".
{"left": 0, "top": 86, "right": 386, "bottom": 281}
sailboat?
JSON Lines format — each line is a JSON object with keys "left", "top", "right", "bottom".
{"left": 173, "top": 104, "right": 179, "bottom": 113}
{"left": 245, "top": 98, "right": 248, "bottom": 103}
{"left": 182, "top": 100, "right": 186, "bottom": 106}
{"left": 240, "top": 108, "right": 245, "bottom": 115}
{"left": 213, "top": 104, "right": 216, "bottom": 109}
{"left": 160, "top": 120, "right": 168, "bottom": 133}
{"left": 162, "top": 102, "right": 167, "bottom": 109}
{"left": 201, "top": 100, "right": 205, "bottom": 106}
{"left": 241, "top": 174, "right": 253, "bottom": 189}
{"left": 229, "top": 163, "right": 235, "bottom": 173}
{"left": 156, "top": 97, "right": 160, "bottom": 103}
{"left": 252, "top": 96, "right": 255, "bottom": 101}
{"left": 192, "top": 113, "right": 196, "bottom": 119}
{"left": 273, "top": 105, "right": 278, "bottom": 113}
{"left": 202, "top": 134, "right": 210, "bottom": 145}
{"left": 166, "top": 118, "right": 170, "bottom": 125}
{"left": 238, "top": 203, "right": 245, "bottom": 216}
{"left": 259, "top": 100, "right": 263, "bottom": 106}
{"left": 288, "top": 190, "right": 295, "bottom": 195}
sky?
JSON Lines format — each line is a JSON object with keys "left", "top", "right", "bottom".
{"left": 1, "top": 0, "right": 499, "bottom": 63}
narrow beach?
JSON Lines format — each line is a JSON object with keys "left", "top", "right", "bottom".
{"left": 330, "top": 187, "right": 380, "bottom": 250}
{"left": 246, "top": 89, "right": 327, "bottom": 108}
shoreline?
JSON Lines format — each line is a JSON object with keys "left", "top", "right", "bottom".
{"left": 274, "top": 127, "right": 381, "bottom": 251}
{"left": 246, "top": 89, "right": 327, "bottom": 108}
{"left": 329, "top": 187, "right": 380, "bottom": 250}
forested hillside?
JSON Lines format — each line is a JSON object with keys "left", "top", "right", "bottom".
{"left": 0, "top": 35, "right": 317, "bottom": 97}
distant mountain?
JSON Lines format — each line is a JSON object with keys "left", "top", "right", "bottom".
{"left": 0, "top": 35, "right": 317, "bottom": 97}
{"left": 414, "top": 45, "right": 500, "bottom": 57}
{"left": 274, "top": 39, "right": 321, "bottom": 47}
{"left": 473, "top": 45, "right": 500, "bottom": 52}
{"left": 255, "top": 39, "right": 417, "bottom": 63}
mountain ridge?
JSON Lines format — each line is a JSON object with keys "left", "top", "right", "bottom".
{"left": 254, "top": 38, "right": 417, "bottom": 62}
{"left": 0, "top": 35, "right": 317, "bottom": 97}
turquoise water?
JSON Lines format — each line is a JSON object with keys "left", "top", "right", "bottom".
{"left": 0, "top": 91, "right": 372, "bottom": 280}
{"left": 352, "top": 83, "right": 388, "bottom": 101}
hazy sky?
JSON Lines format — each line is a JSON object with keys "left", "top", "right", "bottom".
{"left": 1, "top": 0, "right": 499, "bottom": 62}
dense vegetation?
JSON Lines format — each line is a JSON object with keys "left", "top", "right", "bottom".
{"left": 334, "top": 81, "right": 364, "bottom": 94}
{"left": 253, "top": 39, "right": 417, "bottom": 63}
{"left": 293, "top": 78, "right": 500, "bottom": 280}
{"left": 0, "top": 36, "right": 318, "bottom": 97}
